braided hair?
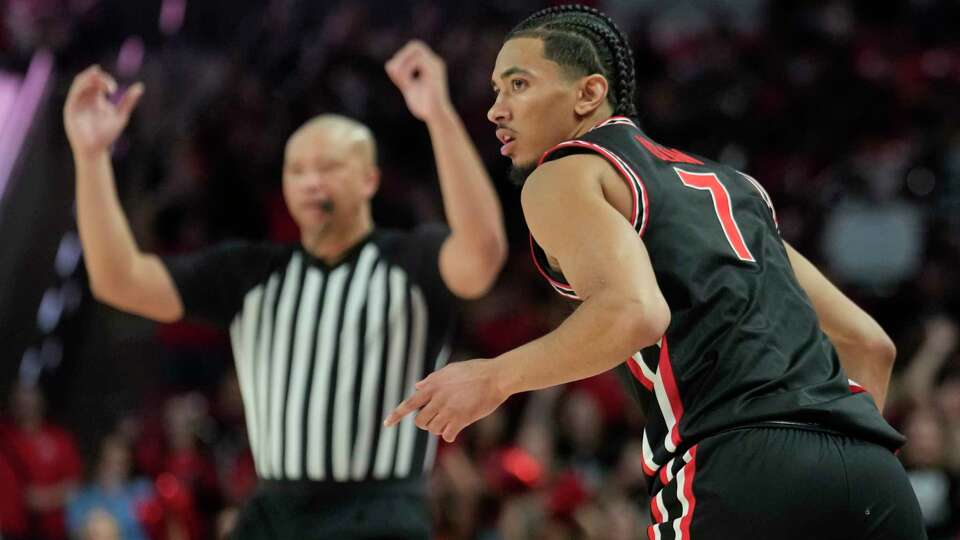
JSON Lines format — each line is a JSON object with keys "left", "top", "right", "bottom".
{"left": 506, "top": 4, "right": 638, "bottom": 118}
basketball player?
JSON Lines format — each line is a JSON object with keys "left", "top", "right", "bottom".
{"left": 386, "top": 6, "right": 926, "bottom": 539}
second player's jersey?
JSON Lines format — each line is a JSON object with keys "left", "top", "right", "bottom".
{"left": 529, "top": 116, "right": 905, "bottom": 484}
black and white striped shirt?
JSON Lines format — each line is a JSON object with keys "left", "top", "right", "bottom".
{"left": 164, "top": 225, "right": 455, "bottom": 482}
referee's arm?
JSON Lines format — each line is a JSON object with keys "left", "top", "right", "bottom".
{"left": 387, "top": 41, "right": 508, "bottom": 299}
{"left": 65, "top": 66, "right": 184, "bottom": 323}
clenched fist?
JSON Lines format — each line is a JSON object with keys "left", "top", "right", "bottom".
{"left": 385, "top": 40, "right": 453, "bottom": 122}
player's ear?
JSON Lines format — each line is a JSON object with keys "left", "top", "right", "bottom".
{"left": 574, "top": 74, "right": 609, "bottom": 117}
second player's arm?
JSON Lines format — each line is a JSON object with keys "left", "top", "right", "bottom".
{"left": 785, "top": 242, "right": 896, "bottom": 410}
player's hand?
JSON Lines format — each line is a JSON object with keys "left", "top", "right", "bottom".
{"left": 64, "top": 65, "right": 144, "bottom": 158}
{"left": 383, "top": 358, "right": 509, "bottom": 443}
{"left": 385, "top": 40, "right": 452, "bottom": 123}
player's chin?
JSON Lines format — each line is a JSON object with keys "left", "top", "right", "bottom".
{"left": 507, "top": 159, "right": 538, "bottom": 188}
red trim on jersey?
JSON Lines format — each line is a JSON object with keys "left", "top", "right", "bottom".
{"left": 649, "top": 493, "right": 665, "bottom": 528}
{"left": 679, "top": 446, "right": 699, "bottom": 540}
{"left": 528, "top": 235, "right": 579, "bottom": 299}
{"left": 627, "top": 356, "right": 654, "bottom": 391}
{"left": 850, "top": 384, "right": 867, "bottom": 395}
{"left": 659, "top": 462, "right": 670, "bottom": 486}
{"left": 642, "top": 459, "right": 657, "bottom": 478}
{"left": 658, "top": 337, "right": 685, "bottom": 449}
{"left": 538, "top": 139, "right": 650, "bottom": 236}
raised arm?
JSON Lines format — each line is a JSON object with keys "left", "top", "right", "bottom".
{"left": 386, "top": 41, "right": 507, "bottom": 299}
{"left": 64, "top": 65, "right": 183, "bottom": 322}
{"left": 784, "top": 242, "right": 896, "bottom": 410}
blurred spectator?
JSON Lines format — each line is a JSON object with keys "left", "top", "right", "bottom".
{"left": 66, "top": 434, "right": 154, "bottom": 540}
{"left": 208, "top": 371, "right": 257, "bottom": 508}
{"left": 901, "top": 406, "right": 960, "bottom": 540}
{"left": 0, "top": 450, "right": 29, "bottom": 540}
{"left": 898, "top": 315, "right": 960, "bottom": 539}
{"left": 78, "top": 509, "right": 122, "bottom": 540}
{"left": 134, "top": 394, "right": 219, "bottom": 540}
{"left": 821, "top": 139, "right": 925, "bottom": 292}
{"left": 0, "top": 382, "right": 81, "bottom": 540}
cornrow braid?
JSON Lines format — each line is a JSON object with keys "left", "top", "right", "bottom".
{"left": 507, "top": 4, "right": 638, "bottom": 118}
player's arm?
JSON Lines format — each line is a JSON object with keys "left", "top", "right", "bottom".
{"left": 384, "top": 155, "right": 670, "bottom": 441}
{"left": 386, "top": 41, "right": 507, "bottom": 299}
{"left": 494, "top": 155, "right": 670, "bottom": 392}
{"left": 64, "top": 65, "right": 183, "bottom": 322}
{"left": 784, "top": 242, "right": 896, "bottom": 410}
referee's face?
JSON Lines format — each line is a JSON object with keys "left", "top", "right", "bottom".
{"left": 283, "top": 124, "right": 378, "bottom": 235}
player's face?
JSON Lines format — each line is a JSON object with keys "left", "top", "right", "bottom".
{"left": 488, "top": 37, "right": 582, "bottom": 181}
{"left": 282, "top": 128, "right": 376, "bottom": 234}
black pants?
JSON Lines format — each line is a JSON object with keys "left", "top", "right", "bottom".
{"left": 229, "top": 479, "right": 430, "bottom": 540}
{"left": 646, "top": 425, "right": 926, "bottom": 540}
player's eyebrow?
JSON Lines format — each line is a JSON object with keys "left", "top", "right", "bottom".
{"left": 495, "top": 67, "right": 534, "bottom": 82}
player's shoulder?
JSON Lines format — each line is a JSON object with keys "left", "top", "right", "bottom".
{"left": 522, "top": 153, "right": 610, "bottom": 209}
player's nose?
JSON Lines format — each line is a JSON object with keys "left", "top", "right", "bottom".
{"left": 487, "top": 96, "right": 510, "bottom": 125}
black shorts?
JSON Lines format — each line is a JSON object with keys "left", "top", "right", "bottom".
{"left": 646, "top": 424, "right": 926, "bottom": 540}
{"left": 230, "top": 479, "right": 430, "bottom": 540}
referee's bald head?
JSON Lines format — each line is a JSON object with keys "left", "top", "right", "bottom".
{"left": 286, "top": 114, "right": 377, "bottom": 167}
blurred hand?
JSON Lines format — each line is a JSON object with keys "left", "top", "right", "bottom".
{"left": 64, "top": 65, "right": 144, "bottom": 158}
{"left": 383, "top": 358, "right": 508, "bottom": 443}
{"left": 924, "top": 316, "right": 959, "bottom": 354}
{"left": 385, "top": 40, "right": 452, "bottom": 122}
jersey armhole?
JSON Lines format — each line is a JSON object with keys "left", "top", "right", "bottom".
{"left": 537, "top": 139, "right": 650, "bottom": 237}
{"left": 528, "top": 234, "right": 580, "bottom": 300}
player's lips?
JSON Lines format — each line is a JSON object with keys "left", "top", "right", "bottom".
{"left": 496, "top": 129, "right": 516, "bottom": 156}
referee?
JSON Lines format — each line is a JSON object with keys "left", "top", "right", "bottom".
{"left": 63, "top": 41, "right": 507, "bottom": 539}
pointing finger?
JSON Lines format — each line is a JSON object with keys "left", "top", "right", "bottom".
{"left": 383, "top": 389, "right": 431, "bottom": 427}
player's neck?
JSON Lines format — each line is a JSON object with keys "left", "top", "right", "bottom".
{"left": 571, "top": 105, "right": 616, "bottom": 139}
{"left": 300, "top": 208, "right": 374, "bottom": 265}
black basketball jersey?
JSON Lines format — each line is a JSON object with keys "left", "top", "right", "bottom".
{"left": 529, "top": 116, "right": 905, "bottom": 482}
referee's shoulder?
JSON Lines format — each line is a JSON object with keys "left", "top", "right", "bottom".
{"left": 205, "top": 239, "right": 299, "bottom": 278}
